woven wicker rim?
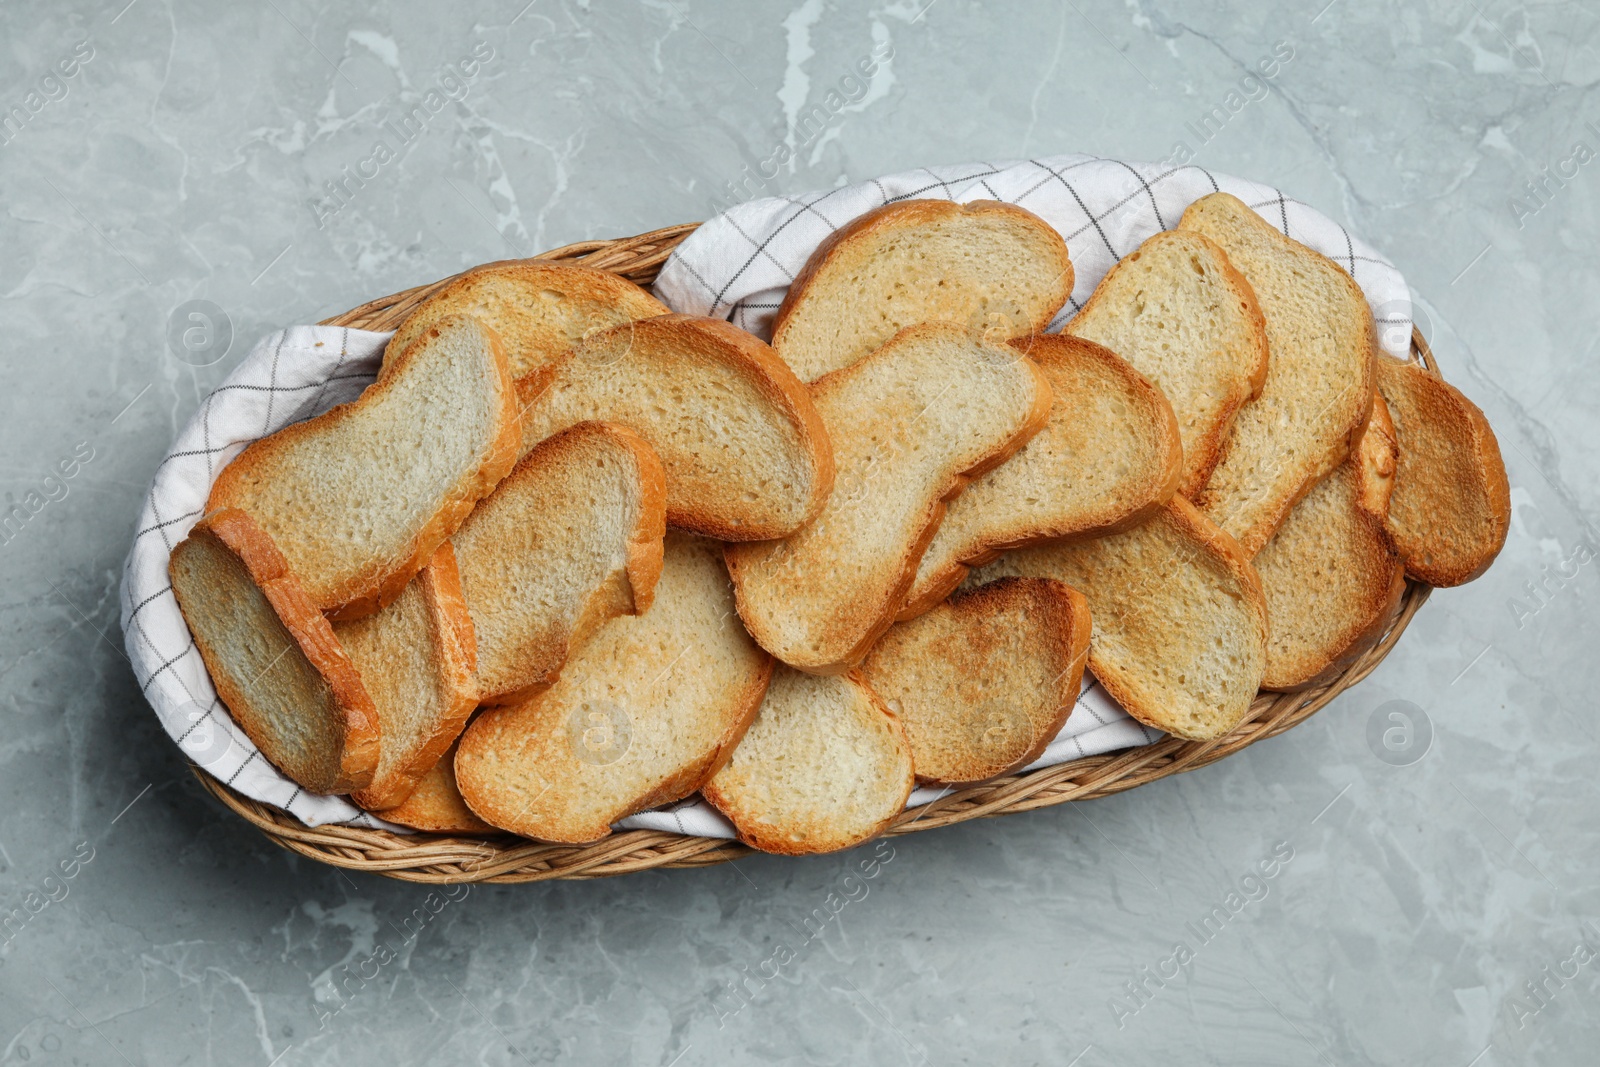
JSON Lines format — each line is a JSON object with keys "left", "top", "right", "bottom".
{"left": 188, "top": 222, "right": 1436, "bottom": 883}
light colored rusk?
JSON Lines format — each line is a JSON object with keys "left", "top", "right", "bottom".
{"left": 384, "top": 260, "right": 669, "bottom": 381}
{"left": 517, "top": 314, "right": 834, "bottom": 541}
{"left": 1256, "top": 396, "right": 1406, "bottom": 691}
{"left": 971, "top": 497, "right": 1268, "bottom": 741}
{"left": 771, "top": 199, "right": 1074, "bottom": 382}
{"left": 863, "top": 578, "right": 1091, "bottom": 784}
{"left": 169, "top": 509, "right": 379, "bottom": 794}
{"left": 1066, "top": 229, "right": 1269, "bottom": 496}
{"left": 340, "top": 544, "right": 480, "bottom": 810}
{"left": 454, "top": 532, "right": 773, "bottom": 844}
{"left": 1376, "top": 356, "right": 1511, "bottom": 586}
{"left": 1179, "top": 193, "right": 1377, "bottom": 557}
{"left": 450, "top": 421, "right": 667, "bottom": 705}
{"left": 726, "top": 321, "right": 1053, "bottom": 674}
{"left": 899, "top": 333, "right": 1181, "bottom": 619}
{"left": 702, "top": 667, "right": 913, "bottom": 855}
{"left": 208, "top": 314, "right": 522, "bottom": 619}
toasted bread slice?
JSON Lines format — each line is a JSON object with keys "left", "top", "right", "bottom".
{"left": 971, "top": 497, "right": 1268, "bottom": 740}
{"left": 518, "top": 314, "right": 833, "bottom": 540}
{"left": 455, "top": 532, "right": 773, "bottom": 843}
{"left": 900, "top": 334, "right": 1181, "bottom": 619}
{"left": 771, "top": 199, "right": 1074, "bottom": 382}
{"left": 452, "top": 422, "right": 667, "bottom": 705}
{"left": 702, "top": 667, "right": 913, "bottom": 854}
{"left": 169, "top": 509, "right": 378, "bottom": 793}
{"left": 863, "top": 578, "right": 1091, "bottom": 784}
{"left": 1179, "top": 193, "right": 1376, "bottom": 557}
{"left": 727, "top": 322, "right": 1053, "bottom": 674}
{"left": 338, "top": 544, "right": 479, "bottom": 810}
{"left": 209, "top": 315, "right": 521, "bottom": 619}
{"left": 1067, "top": 229, "right": 1269, "bottom": 496}
{"left": 377, "top": 738, "right": 496, "bottom": 834}
{"left": 1257, "top": 396, "right": 1406, "bottom": 691}
{"left": 1376, "top": 357, "right": 1511, "bottom": 585}
{"left": 385, "top": 261, "right": 669, "bottom": 380}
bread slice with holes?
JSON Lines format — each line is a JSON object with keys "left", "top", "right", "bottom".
{"left": 1178, "top": 193, "right": 1377, "bottom": 557}
{"left": 899, "top": 333, "right": 1181, "bottom": 619}
{"left": 971, "top": 497, "right": 1268, "bottom": 741}
{"left": 454, "top": 532, "right": 773, "bottom": 843}
{"left": 377, "top": 738, "right": 496, "bottom": 834}
{"left": 337, "top": 544, "right": 480, "bottom": 810}
{"left": 770, "top": 199, "right": 1075, "bottom": 382}
{"left": 1376, "top": 357, "right": 1511, "bottom": 586}
{"left": 1066, "top": 229, "right": 1269, "bottom": 496}
{"left": 451, "top": 421, "right": 667, "bottom": 705}
{"left": 864, "top": 578, "right": 1091, "bottom": 784}
{"left": 702, "top": 667, "right": 913, "bottom": 854}
{"left": 209, "top": 314, "right": 521, "bottom": 619}
{"left": 518, "top": 314, "right": 833, "bottom": 540}
{"left": 385, "top": 261, "right": 669, "bottom": 381}
{"left": 727, "top": 322, "right": 1053, "bottom": 674}
{"left": 1257, "top": 396, "right": 1407, "bottom": 691}
{"left": 169, "top": 508, "right": 379, "bottom": 793}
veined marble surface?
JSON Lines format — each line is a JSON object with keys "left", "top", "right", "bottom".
{"left": 1, "top": 1, "right": 1596, "bottom": 1064}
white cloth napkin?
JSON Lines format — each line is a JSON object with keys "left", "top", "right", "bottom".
{"left": 122, "top": 153, "right": 1411, "bottom": 835}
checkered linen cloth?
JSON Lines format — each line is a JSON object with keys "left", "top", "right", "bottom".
{"left": 656, "top": 154, "right": 1415, "bottom": 357}
{"left": 122, "top": 154, "right": 1411, "bottom": 833}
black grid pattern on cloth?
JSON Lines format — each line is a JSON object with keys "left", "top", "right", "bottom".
{"left": 664, "top": 154, "right": 1395, "bottom": 343}
{"left": 1064, "top": 685, "right": 1164, "bottom": 760}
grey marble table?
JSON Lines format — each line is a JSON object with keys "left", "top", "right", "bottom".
{"left": 2, "top": 1, "right": 1596, "bottom": 1064}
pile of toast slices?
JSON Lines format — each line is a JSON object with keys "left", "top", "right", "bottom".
{"left": 170, "top": 193, "right": 1510, "bottom": 856}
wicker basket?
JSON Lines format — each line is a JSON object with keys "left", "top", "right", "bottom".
{"left": 190, "top": 222, "right": 1436, "bottom": 883}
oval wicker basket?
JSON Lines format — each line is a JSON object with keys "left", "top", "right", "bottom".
{"left": 191, "top": 222, "right": 1436, "bottom": 883}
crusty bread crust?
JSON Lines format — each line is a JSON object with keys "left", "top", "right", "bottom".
{"left": 771, "top": 199, "right": 1075, "bottom": 381}
{"left": 1094, "top": 498, "right": 1267, "bottom": 737}
{"left": 383, "top": 260, "right": 669, "bottom": 380}
{"left": 658, "top": 315, "right": 837, "bottom": 535}
{"left": 865, "top": 577, "right": 1092, "bottom": 784}
{"left": 517, "top": 314, "right": 835, "bottom": 540}
{"left": 612, "top": 426, "right": 671, "bottom": 618}
{"left": 898, "top": 334, "right": 1182, "bottom": 619}
{"left": 455, "top": 421, "right": 668, "bottom": 707}
{"left": 1377, "top": 356, "right": 1511, "bottom": 586}
{"left": 454, "top": 532, "right": 773, "bottom": 843}
{"left": 209, "top": 315, "right": 523, "bottom": 620}
{"left": 171, "top": 508, "right": 379, "bottom": 793}
{"left": 727, "top": 322, "right": 1054, "bottom": 674}
{"left": 1258, "top": 396, "right": 1406, "bottom": 692}
{"left": 1355, "top": 390, "right": 1398, "bottom": 519}
{"left": 817, "top": 342, "right": 1055, "bottom": 669}
{"left": 1180, "top": 193, "right": 1377, "bottom": 558}
{"left": 349, "top": 543, "right": 482, "bottom": 810}
{"left": 1068, "top": 229, "right": 1269, "bottom": 496}
{"left": 456, "top": 648, "right": 771, "bottom": 845}
{"left": 378, "top": 737, "right": 497, "bottom": 834}
{"left": 971, "top": 495, "right": 1268, "bottom": 741}
{"left": 1275, "top": 568, "right": 1406, "bottom": 694}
